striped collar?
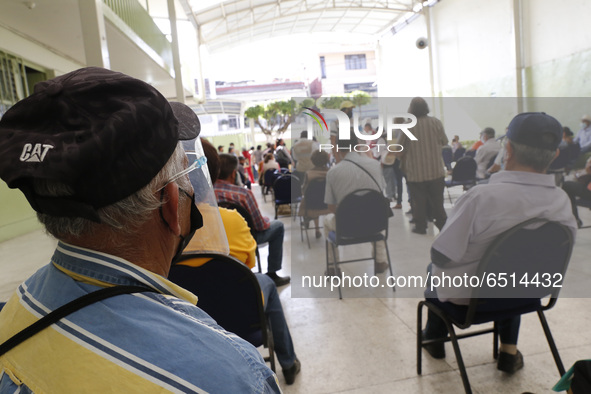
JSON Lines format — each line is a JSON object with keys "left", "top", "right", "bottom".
{"left": 51, "top": 241, "right": 198, "bottom": 305}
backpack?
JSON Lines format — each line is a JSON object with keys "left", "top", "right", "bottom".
{"left": 275, "top": 148, "right": 291, "bottom": 167}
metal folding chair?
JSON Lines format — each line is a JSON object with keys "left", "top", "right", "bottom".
{"left": 170, "top": 253, "right": 276, "bottom": 372}
{"left": 417, "top": 219, "right": 574, "bottom": 394}
{"left": 445, "top": 156, "right": 477, "bottom": 204}
{"left": 325, "top": 188, "right": 394, "bottom": 299}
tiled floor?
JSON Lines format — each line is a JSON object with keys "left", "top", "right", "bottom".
{"left": 1, "top": 181, "right": 591, "bottom": 393}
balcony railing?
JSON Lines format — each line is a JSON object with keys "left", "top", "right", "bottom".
{"left": 103, "top": 0, "right": 173, "bottom": 71}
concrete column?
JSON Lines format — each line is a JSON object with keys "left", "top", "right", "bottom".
{"left": 168, "top": 0, "right": 185, "bottom": 103}
{"left": 513, "top": 0, "right": 525, "bottom": 112}
{"left": 424, "top": 5, "right": 436, "bottom": 100}
{"left": 78, "top": 0, "right": 110, "bottom": 68}
{"left": 194, "top": 26, "right": 206, "bottom": 103}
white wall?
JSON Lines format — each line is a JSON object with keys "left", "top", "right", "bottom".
{"left": 431, "top": 0, "right": 515, "bottom": 96}
{"left": 376, "top": 15, "right": 431, "bottom": 97}
{"left": 524, "top": 0, "right": 591, "bottom": 67}
{"left": 0, "top": 26, "right": 82, "bottom": 76}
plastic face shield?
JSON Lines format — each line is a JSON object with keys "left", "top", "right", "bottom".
{"left": 181, "top": 138, "right": 230, "bottom": 256}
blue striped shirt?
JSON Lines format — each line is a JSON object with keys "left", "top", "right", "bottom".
{"left": 0, "top": 242, "right": 281, "bottom": 393}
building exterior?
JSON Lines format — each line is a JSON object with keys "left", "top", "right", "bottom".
{"left": 318, "top": 47, "right": 377, "bottom": 96}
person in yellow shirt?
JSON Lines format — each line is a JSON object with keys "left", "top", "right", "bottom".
{"left": 183, "top": 138, "right": 301, "bottom": 385}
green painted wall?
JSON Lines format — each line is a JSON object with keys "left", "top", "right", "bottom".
{"left": 442, "top": 48, "right": 591, "bottom": 100}
{"left": 438, "top": 48, "right": 591, "bottom": 136}
{"left": 0, "top": 181, "right": 41, "bottom": 242}
{"left": 525, "top": 48, "right": 591, "bottom": 98}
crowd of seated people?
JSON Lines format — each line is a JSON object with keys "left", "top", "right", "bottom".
{"left": 3, "top": 65, "right": 591, "bottom": 393}
{"left": 194, "top": 106, "right": 591, "bottom": 392}
{"left": 201, "top": 107, "right": 591, "bottom": 391}
{"left": 446, "top": 115, "right": 590, "bottom": 183}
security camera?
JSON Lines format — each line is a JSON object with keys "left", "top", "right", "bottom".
{"left": 416, "top": 37, "right": 428, "bottom": 49}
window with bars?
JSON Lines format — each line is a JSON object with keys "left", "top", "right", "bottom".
{"left": 228, "top": 115, "right": 239, "bottom": 129}
{"left": 344, "top": 54, "right": 367, "bottom": 70}
{"left": 0, "top": 52, "right": 45, "bottom": 118}
{"left": 0, "top": 54, "right": 25, "bottom": 117}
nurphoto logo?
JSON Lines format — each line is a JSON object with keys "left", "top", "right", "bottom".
{"left": 302, "top": 108, "right": 419, "bottom": 153}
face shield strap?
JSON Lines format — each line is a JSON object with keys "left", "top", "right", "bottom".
{"left": 181, "top": 138, "right": 230, "bottom": 256}
{"left": 159, "top": 187, "right": 203, "bottom": 265}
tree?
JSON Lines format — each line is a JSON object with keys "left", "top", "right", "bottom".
{"left": 245, "top": 99, "right": 315, "bottom": 139}
{"left": 318, "top": 96, "right": 343, "bottom": 110}
{"left": 245, "top": 100, "right": 296, "bottom": 139}
{"left": 318, "top": 91, "right": 372, "bottom": 112}
{"left": 348, "top": 90, "right": 372, "bottom": 116}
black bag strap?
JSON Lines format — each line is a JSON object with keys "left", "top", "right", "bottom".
{"left": 343, "top": 159, "right": 384, "bottom": 194}
{"left": 0, "top": 285, "right": 156, "bottom": 356}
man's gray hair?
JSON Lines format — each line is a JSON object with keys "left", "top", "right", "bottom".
{"left": 506, "top": 139, "right": 557, "bottom": 172}
{"left": 35, "top": 142, "right": 190, "bottom": 240}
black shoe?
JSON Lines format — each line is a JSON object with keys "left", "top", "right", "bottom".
{"left": 374, "top": 261, "right": 388, "bottom": 274}
{"left": 577, "top": 218, "right": 584, "bottom": 228}
{"left": 497, "top": 350, "right": 524, "bottom": 373}
{"left": 412, "top": 227, "right": 427, "bottom": 235}
{"left": 405, "top": 209, "right": 413, "bottom": 215}
{"left": 266, "top": 272, "right": 291, "bottom": 287}
{"left": 283, "top": 358, "right": 301, "bottom": 385}
{"left": 421, "top": 330, "right": 445, "bottom": 359}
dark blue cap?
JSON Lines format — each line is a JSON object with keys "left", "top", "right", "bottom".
{"left": 506, "top": 112, "right": 562, "bottom": 151}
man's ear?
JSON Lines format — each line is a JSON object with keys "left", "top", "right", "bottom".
{"left": 161, "top": 183, "right": 181, "bottom": 236}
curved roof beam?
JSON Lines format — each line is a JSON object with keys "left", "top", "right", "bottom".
{"left": 191, "top": 0, "right": 418, "bottom": 53}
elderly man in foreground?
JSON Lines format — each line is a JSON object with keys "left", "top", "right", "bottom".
{"left": 0, "top": 67, "right": 280, "bottom": 392}
{"left": 422, "top": 112, "right": 577, "bottom": 374}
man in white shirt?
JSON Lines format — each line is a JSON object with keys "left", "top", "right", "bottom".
{"left": 422, "top": 112, "right": 577, "bottom": 375}
{"left": 474, "top": 127, "right": 501, "bottom": 179}
{"left": 324, "top": 132, "right": 388, "bottom": 274}
{"left": 575, "top": 114, "right": 591, "bottom": 154}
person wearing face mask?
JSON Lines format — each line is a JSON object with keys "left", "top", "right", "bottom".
{"left": 422, "top": 112, "right": 576, "bottom": 374}
{"left": 0, "top": 68, "right": 280, "bottom": 393}
{"left": 574, "top": 115, "right": 591, "bottom": 154}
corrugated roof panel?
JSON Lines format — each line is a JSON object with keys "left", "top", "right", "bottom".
{"left": 192, "top": 0, "right": 419, "bottom": 52}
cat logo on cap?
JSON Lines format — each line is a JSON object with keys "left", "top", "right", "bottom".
{"left": 19, "top": 143, "right": 54, "bottom": 163}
